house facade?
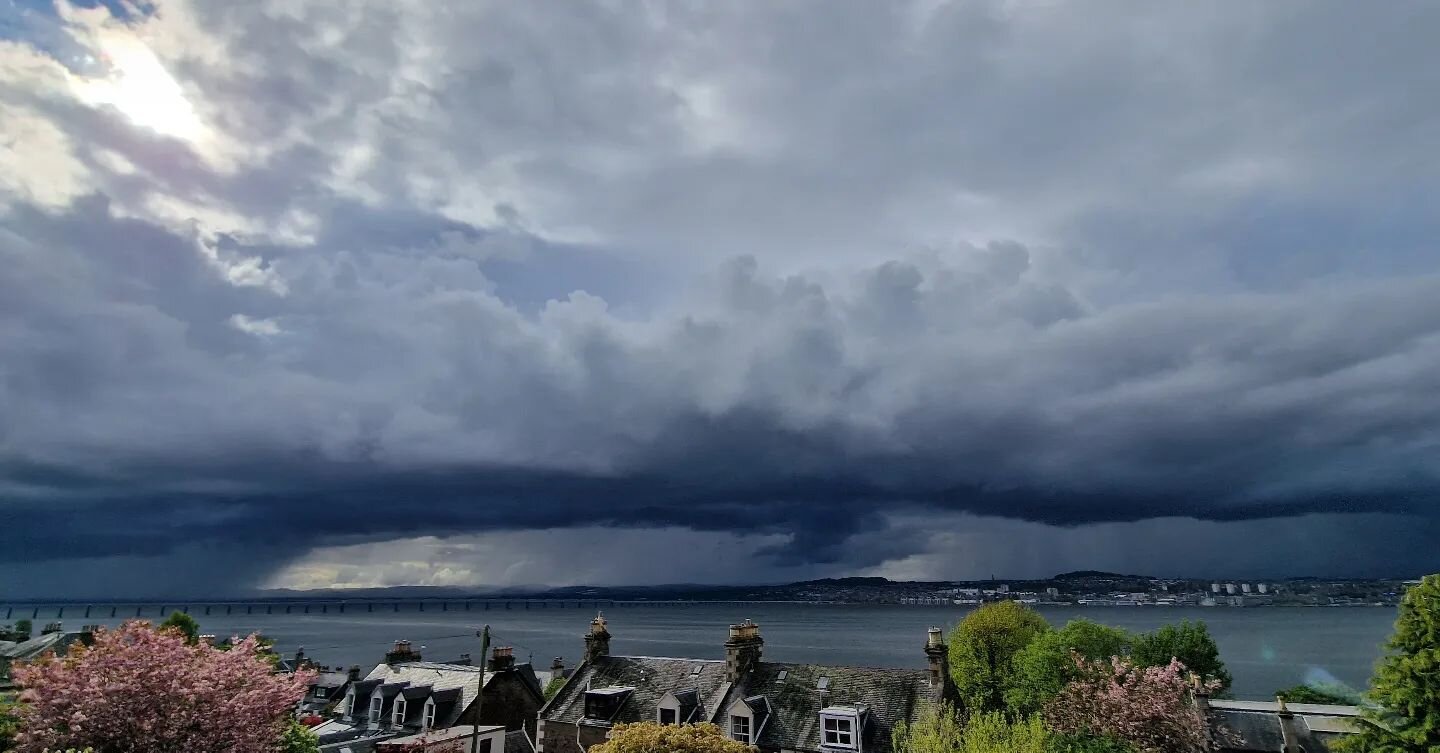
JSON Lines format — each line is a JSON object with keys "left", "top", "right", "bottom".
{"left": 336, "top": 643, "right": 545, "bottom": 741}
{"left": 536, "top": 615, "right": 952, "bottom": 753}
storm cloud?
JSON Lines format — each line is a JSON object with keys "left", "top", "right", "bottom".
{"left": 3, "top": 1, "right": 1440, "bottom": 594}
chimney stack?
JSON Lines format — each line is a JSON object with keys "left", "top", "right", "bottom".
{"left": 456, "top": 653, "right": 473, "bottom": 666}
{"left": 42, "top": 621, "right": 63, "bottom": 635}
{"left": 385, "top": 639, "right": 421, "bottom": 665}
{"left": 489, "top": 646, "right": 516, "bottom": 672}
{"left": 551, "top": 657, "right": 565, "bottom": 673}
{"left": 724, "top": 619, "right": 763, "bottom": 683}
{"left": 583, "top": 613, "right": 611, "bottom": 664}
{"left": 924, "top": 627, "right": 948, "bottom": 689}
{"left": 348, "top": 665, "right": 362, "bottom": 682}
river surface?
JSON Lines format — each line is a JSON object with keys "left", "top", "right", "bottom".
{"left": 37, "top": 603, "right": 1397, "bottom": 700}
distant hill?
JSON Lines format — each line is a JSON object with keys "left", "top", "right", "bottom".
{"left": 1052, "top": 570, "right": 1149, "bottom": 581}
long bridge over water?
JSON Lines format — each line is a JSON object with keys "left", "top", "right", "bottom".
{"left": 0, "top": 598, "right": 827, "bottom": 622}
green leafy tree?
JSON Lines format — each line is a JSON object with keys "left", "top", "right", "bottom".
{"left": 1046, "top": 734, "right": 1140, "bottom": 753}
{"left": 1337, "top": 574, "right": 1440, "bottom": 752}
{"left": 1008, "top": 619, "right": 1132, "bottom": 715}
{"left": 159, "top": 612, "right": 201, "bottom": 644}
{"left": 1130, "top": 621, "right": 1231, "bottom": 694}
{"left": 1, "top": 693, "right": 19, "bottom": 751}
{"left": 12, "top": 621, "right": 30, "bottom": 641}
{"left": 543, "top": 675, "right": 566, "bottom": 701}
{"left": 893, "top": 703, "right": 1049, "bottom": 753}
{"left": 1275, "top": 684, "right": 1359, "bottom": 706}
{"left": 280, "top": 718, "right": 320, "bottom": 753}
{"left": 948, "top": 602, "right": 1051, "bottom": 713}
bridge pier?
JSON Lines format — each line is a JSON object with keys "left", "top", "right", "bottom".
{"left": 205, "top": 605, "right": 212, "bottom": 615}
{"left": 56, "top": 607, "right": 64, "bottom": 618}
{"left": 160, "top": 606, "right": 169, "bottom": 616}
{"left": 303, "top": 605, "right": 309, "bottom": 614}
{"left": 394, "top": 603, "right": 399, "bottom": 613}
{"left": 136, "top": 606, "right": 143, "bottom": 617}
{"left": 4, "top": 607, "right": 10, "bottom": 619}
{"left": 322, "top": 604, "right": 327, "bottom": 614}
{"left": 419, "top": 602, "right": 425, "bottom": 612}
{"left": 227, "top": 605, "right": 232, "bottom": 615}
{"left": 84, "top": 605, "right": 91, "bottom": 618}
{"left": 286, "top": 605, "right": 292, "bottom": 614}
{"left": 247, "top": 605, "right": 253, "bottom": 615}
{"left": 32, "top": 607, "right": 39, "bottom": 619}
{"left": 368, "top": 603, "right": 373, "bottom": 613}
{"left": 110, "top": 606, "right": 117, "bottom": 618}
{"left": 267, "top": 605, "right": 273, "bottom": 614}
{"left": 442, "top": 602, "right": 447, "bottom": 612}
{"left": 181, "top": 605, "right": 189, "bottom": 614}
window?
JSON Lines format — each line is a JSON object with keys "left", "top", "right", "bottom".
{"left": 823, "top": 717, "right": 854, "bottom": 747}
{"left": 315, "top": 687, "right": 327, "bottom": 698}
{"left": 392, "top": 697, "right": 407, "bottom": 726}
{"left": 659, "top": 708, "right": 677, "bottom": 725}
{"left": 480, "top": 739, "right": 493, "bottom": 753}
{"left": 423, "top": 699, "right": 437, "bottom": 729}
{"left": 368, "top": 696, "right": 382, "bottom": 723}
{"left": 730, "top": 715, "right": 750, "bottom": 743}
{"left": 347, "top": 692, "right": 357, "bottom": 718}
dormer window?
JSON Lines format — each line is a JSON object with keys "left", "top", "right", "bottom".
{"left": 315, "top": 687, "right": 327, "bottom": 698}
{"left": 730, "top": 714, "right": 750, "bottom": 744}
{"left": 584, "top": 687, "right": 633, "bottom": 722}
{"left": 423, "top": 697, "right": 437, "bottom": 729}
{"left": 392, "top": 697, "right": 407, "bottom": 726}
{"left": 659, "top": 708, "right": 677, "bottom": 725}
{"left": 368, "top": 696, "right": 382, "bottom": 723}
{"left": 822, "top": 716, "right": 854, "bottom": 747}
{"left": 820, "top": 706, "right": 865, "bottom": 750}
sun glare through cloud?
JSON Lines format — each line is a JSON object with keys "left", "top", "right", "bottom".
{"left": 70, "top": 30, "right": 207, "bottom": 143}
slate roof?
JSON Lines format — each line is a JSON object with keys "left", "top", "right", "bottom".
{"left": 312, "top": 670, "right": 353, "bottom": 689}
{"left": 352, "top": 662, "right": 486, "bottom": 728}
{"left": 725, "top": 662, "right": 937, "bottom": 753}
{"left": 1206, "top": 701, "right": 1360, "bottom": 753}
{"left": 541, "top": 656, "right": 937, "bottom": 753}
{"left": 540, "top": 657, "right": 731, "bottom": 727}
{"left": 505, "top": 729, "right": 536, "bottom": 753}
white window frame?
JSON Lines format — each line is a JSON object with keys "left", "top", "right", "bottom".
{"left": 392, "top": 697, "right": 407, "bottom": 726}
{"left": 659, "top": 707, "right": 677, "bottom": 725}
{"left": 315, "top": 687, "right": 328, "bottom": 698}
{"left": 368, "top": 696, "right": 382, "bottom": 723}
{"left": 822, "top": 716, "right": 855, "bottom": 748}
{"left": 730, "top": 715, "right": 750, "bottom": 744}
{"left": 423, "top": 698, "right": 437, "bottom": 729}
{"left": 346, "top": 691, "right": 357, "bottom": 718}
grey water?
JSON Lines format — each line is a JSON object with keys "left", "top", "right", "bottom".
{"left": 40, "top": 604, "right": 1397, "bottom": 701}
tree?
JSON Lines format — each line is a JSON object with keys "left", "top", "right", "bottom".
{"left": 590, "top": 722, "right": 756, "bottom": 753}
{"left": 280, "top": 718, "right": 321, "bottom": 753}
{"left": 13, "top": 621, "right": 31, "bottom": 641}
{"left": 1044, "top": 656, "right": 1216, "bottom": 753}
{"left": 948, "top": 602, "right": 1050, "bottom": 713}
{"left": 1130, "top": 621, "right": 1231, "bottom": 694}
{"left": 159, "top": 612, "right": 201, "bottom": 644}
{"left": 543, "top": 676, "right": 566, "bottom": 701}
{"left": 1, "top": 693, "right": 19, "bottom": 751}
{"left": 11, "top": 620, "right": 312, "bottom": 753}
{"left": 1337, "top": 574, "right": 1440, "bottom": 752}
{"left": 1046, "top": 734, "right": 1140, "bottom": 753}
{"left": 893, "top": 703, "right": 1049, "bottom": 753}
{"left": 1275, "top": 683, "right": 1358, "bottom": 706}
{"left": 1008, "top": 619, "right": 1131, "bottom": 715}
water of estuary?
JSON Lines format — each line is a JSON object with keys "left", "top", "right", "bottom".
{"left": 41, "top": 603, "right": 1396, "bottom": 700}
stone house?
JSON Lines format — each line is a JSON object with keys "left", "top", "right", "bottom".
{"left": 536, "top": 615, "right": 952, "bottom": 753}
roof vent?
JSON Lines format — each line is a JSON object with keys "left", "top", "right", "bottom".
{"left": 777, "top": 670, "right": 788, "bottom": 681}
{"left": 817, "top": 677, "right": 829, "bottom": 690}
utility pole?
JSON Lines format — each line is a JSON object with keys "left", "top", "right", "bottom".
{"left": 471, "top": 625, "right": 490, "bottom": 753}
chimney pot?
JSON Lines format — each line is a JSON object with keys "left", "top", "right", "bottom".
{"left": 348, "top": 665, "right": 362, "bottom": 681}
{"left": 489, "top": 646, "right": 516, "bottom": 671}
{"left": 724, "top": 619, "right": 763, "bottom": 683}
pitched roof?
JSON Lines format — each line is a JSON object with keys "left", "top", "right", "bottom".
{"left": 505, "top": 729, "right": 536, "bottom": 753}
{"left": 1206, "top": 702, "right": 1361, "bottom": 753}
{"left": 541, "top": 656, "right": 731, "bottom": 727}
{"left": 356, "top": 662, "right": 486, "bottom": 728}
{"left": 725, "top": 662, "right": 937, "bottom": 753}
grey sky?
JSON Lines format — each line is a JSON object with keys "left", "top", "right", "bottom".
{"left": 2, "top": 0, "right": 1439, "bottom": 596}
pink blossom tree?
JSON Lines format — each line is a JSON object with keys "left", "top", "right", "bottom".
{"left": 12, "top": 620, "right": 313, "bottom": 753}
{"left": 1044, "top": 654, "right": 1216, "bottom": 753}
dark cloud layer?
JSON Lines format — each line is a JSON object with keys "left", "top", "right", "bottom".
{"left": 3, "top": 1, "right": 1440, "bottom": 594}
